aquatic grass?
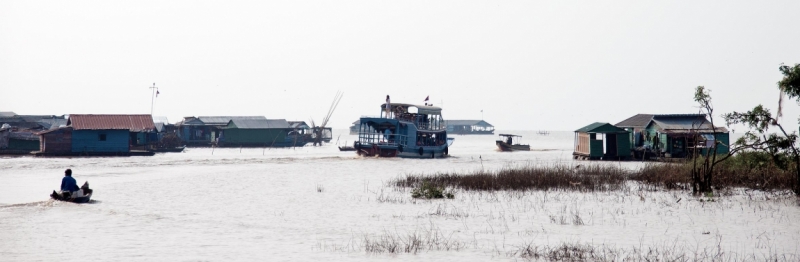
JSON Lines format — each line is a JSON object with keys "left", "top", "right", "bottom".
{"left": 361, "top": 229, "right": 465, "bottom": 254}
{"left": 395, "top": 163, "right": 629, "bottom": 192}
{"left": 410, "top": 181, "right": 454, "bottom": 199}
{"left": 506, "top": 241, "right": 800, "bottom": 261}
{"left": 630, "top": 155, "right": 798, "bottom": 192}
{"left": 395, "top": 154, "right": 798, "bottom": 194}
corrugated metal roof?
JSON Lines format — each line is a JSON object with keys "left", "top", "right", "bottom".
{"left": 615, "top": 114, "right": 653, "bottom": 128}
{"left": 288, "top": 121, "right": 309, "bottom": 129}
{"left": 649, "top": 117, "right": 728, "bottom": 133}
{"left": 154, "top": 122, "right": 165, "bottom": 132}
{"left": 229, "top": 119, "right": 290, "bottom": 129}
{"left": 445, "top": 120, "right": 493, "bottom": 127}
{"left": 37, "top": 126, "right": 72, "bottom": 135}
{"left": 616, "top": 114, "right": 711, "bottom": 128}
{"left": 37, "top": 119, "right": 68, "bottom": 130}
{"left": 68, "top": 114, "right": 155, "bottom": 131}
{"left": 152, "top": 116, "right": 169, "bottom": 123}
{"left": 575, "top": 122, "right": 628, "bottom": 133}
{"left": 9, "top": 131, "right": 39, "bottom": 140}
{"left": 185, "top": 116, "right": 267, "bottom": 125}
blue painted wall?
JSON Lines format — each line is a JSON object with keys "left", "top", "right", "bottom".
{"left": 72, "top": 130, "right": 129, "bottom": 153}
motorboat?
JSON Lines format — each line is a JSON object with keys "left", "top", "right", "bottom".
{"left": 50, "top": 181, "right": 93, "bottom": 203}
{"left": 496, "top": 134, "right": 530, "bottom": 151}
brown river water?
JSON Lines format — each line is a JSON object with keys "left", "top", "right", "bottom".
{"left": 2, "top": 131, "right": 798, "bottom": 261}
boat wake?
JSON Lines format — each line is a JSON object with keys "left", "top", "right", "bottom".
{"left": 0, "top": 199, "right": 101, "bottom": 210}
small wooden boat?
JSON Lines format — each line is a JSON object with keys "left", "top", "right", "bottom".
{"left": 337, "top": 140, "right": 357, "bottom": 151}
{"left": 50, "top": 182, "right": 93, "bottom": 203}
{"left": 151, "top": 146, "right": 186, "bottom": 153}
{"left": 338, "top": 146, "right": 357, "bottom": 151}
{"left": 496, "top": 134, "right": 530, "bottom": 151}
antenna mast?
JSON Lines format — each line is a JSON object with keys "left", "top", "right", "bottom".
{"left": 149, "top": 83, "right": 157, "bottom": 115}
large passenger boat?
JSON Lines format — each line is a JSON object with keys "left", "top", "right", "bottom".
{"left": 354, "top": 103, "right": 453, "bottom": 158}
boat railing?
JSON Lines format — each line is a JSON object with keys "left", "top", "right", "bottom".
{"left": 357, "top": 132, "right": 408, "bottom": 147}
{"left": 362, "top": 114, "right": 445, "bottom": 131}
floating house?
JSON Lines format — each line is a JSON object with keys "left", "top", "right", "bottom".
{"left": 0, "top": 114, "right": 67, "bottom": 153}
{"left": 152, "top": 116, "right": 178, "bottom": 141}
{"left": 37, "top": 127, "right": 73, "bottom": 155}
{"left": 42, "top": 114, "right": 157, "bottom": 155}
{"left": 0, "top": 114, "right": 66, "bottom": 129}
{"left": 643, "top": 114, "right": 729, "bottom": 158}
{"left": 349, "top": 120, "right": 360, "bottom": 135}
{"left": 445, "top": 120, "right": 494, "bottom": 135}
{"left": 0, "top": 127, "right": 40, "bottom": 153}
{"left": 219, "top": 118, "right": 307, "bottom": 147}
{"left": 177, "top": 116, "right": 267, "bottom": 146}
{"left": 617, "top": 114, "right": 729, "bottom": 158}
{"left": 287, "top": 120, "right": 334, "bottom": 143}
{"left": 288, "top": 121, "right": 311, "bottom": 134}
{"left": 573, "top": 122, "right": 631, "bottom": 160}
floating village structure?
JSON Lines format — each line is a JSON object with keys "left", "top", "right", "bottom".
{"left": 573, "top": 122, "right": 631, "bottom": 160}
{"left": 616, "top": 114, "right": 729, "bottom": 158}
{"left": 218, "top": 118, "right": 310, "bottom": 147}
{"left": 0, "top": 113, "right": 67, "bottom": 154}
{"left": 37, "top": 114, "right": 156, "bottom": 156}
{"left": 444, "top": 120, "right": 494, "bottom": 135}
{"left": 349, "top": 120, "right": 360, "bottom": 135}
{"left": 646, "top": 114, "right": 728, "bottom": 158}
{"left": 177, "top": 116, "right": 266, "bottom": 146}
{"left": 288, "top": 121, "right": 311, "bottom": 134}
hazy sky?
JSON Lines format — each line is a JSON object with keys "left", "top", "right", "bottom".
{"left": 2, "top": 1, "right": 800, "bottom": 132}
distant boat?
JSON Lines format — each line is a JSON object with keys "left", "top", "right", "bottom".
{"left": 338, "top": 141, "right": 357, "bottom": 151}
{"left": 495, "top": 134, "right": 530, "bottom": 151}
{"left": 338, "top": 145, "right": 356, "bottom": 151}
{"left": 151, "top": 146, "right": 185, "bottom": 153}
{"left": 354, "top": 102, "right": 453, "bottom": 158}
{"left": 537, "top": 130, "right": 550, "bottom": 135}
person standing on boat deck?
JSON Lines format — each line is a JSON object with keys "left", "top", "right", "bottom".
{"left": 60, "top": 168, "right": 84, "bottom": 197}
{"left": 385, "top": 95, "right": 391, "bottom": 118}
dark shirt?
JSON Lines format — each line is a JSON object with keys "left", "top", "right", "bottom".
{"left": 61, "top": 176, "right": 79, "bottom": 192}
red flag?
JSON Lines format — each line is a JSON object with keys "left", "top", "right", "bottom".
{"left": 424, "top": 96, "right": 429, "bottom": 101}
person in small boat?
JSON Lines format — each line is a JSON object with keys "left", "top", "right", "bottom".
{"left": 506, "top": 136, "right": 513, "bottom": 145}
{"left": 58, "top": 169, "right": 84, "bottom": 198}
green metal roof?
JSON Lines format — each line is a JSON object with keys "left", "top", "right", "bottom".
{"left": 575, "top": 122, "right": 628, "bottom": 133}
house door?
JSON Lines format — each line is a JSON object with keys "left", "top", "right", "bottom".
{"left": 606, "top": 134, "right": 618, "bottom": 157}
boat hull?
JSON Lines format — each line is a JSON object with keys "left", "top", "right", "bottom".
{"left": 151, "top": 146, "right": 185, "bottom": 153}
{"left": 338, "top": 146, "right": 356, "bottom": 151}
{"left": 354, "top": 143, "right": 450, "bottom": 158}
{"left": 50, "top": 191, "right": 92, "bottom": 203}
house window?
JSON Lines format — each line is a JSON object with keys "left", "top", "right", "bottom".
{"left": 99, "top": 134, "right": 107, "bottom": 141}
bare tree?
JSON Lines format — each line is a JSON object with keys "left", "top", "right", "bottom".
{"left": 723, "top": 63, "right": 800, "bottom": 195}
